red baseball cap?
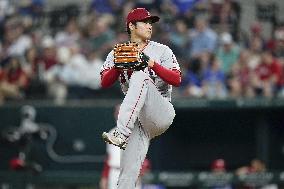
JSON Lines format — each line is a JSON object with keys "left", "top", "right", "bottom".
{"left": 211, "top": 159, "right": 226, "bottom": 171}
{"left": 126, "top": 8, "right": 160, "bottom": 28}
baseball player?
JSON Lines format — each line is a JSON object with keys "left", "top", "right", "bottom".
{"left": 100, "top": 7, "right": 181, "bottom": 189}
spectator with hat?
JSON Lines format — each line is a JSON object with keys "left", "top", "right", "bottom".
{"left": 216, "top": 32, "right": 240, "bottom": 76}
{"left": 209, "top": 158, "right": 232, "bottom": 189}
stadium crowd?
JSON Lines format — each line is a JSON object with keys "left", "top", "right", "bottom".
{"left": 0, "top": 0, "right": 284, "bottom": 105}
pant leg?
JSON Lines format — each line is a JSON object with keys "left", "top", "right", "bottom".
{"left": 108, "top": 168, "right": 120, "bottom": 189}
{"left": 117, "top": 71, "right": 175, "bottom": 137}
{"left": 117, "top": 121, "right": 150, "bottom": 189}
{"left": 117, "top": 71, "right": 153, "bottom": 136}
{"left": 117, "top": 71, "right": 176, "bottom": 189}
{"left": 139, "top": 79, "right": 176, "bottom": 139}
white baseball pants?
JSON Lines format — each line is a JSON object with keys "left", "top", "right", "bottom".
{"left": 116, "top": 71, "right": 175, "bottom": 189}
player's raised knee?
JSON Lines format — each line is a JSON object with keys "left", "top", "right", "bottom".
{"left": 161, "top": 110, "right": 175, "bottom": 128}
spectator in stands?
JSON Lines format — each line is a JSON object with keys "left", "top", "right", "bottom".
{"left": 236, "top": 159, "right": 266, "bottom": 175}
{"left": 209, "top": 0, "right": 223, "bottom": 25}
{"left": 4, "top": 18, "right": 32, "bottom": 57}
{"left": 91, "top": 0, "right": 123, "bottom": 15}
{"left": 209, "top": 0, "right": 241, "bottom": 40}
{"left": 59, "top": 44, "right": 88, "bottom": 99}
{"left": 18, "top": 0, "right": 45, "bottom": 24}
{"left": 55, "top": 18, "right": 81, "bottom": 48}
{"left": 249, "top": 22, "right": 266, "bottom": 49}
{"left": 268, "top": 24, "right": 284, "bottom": 58}
{"left": 227, "top": 50, "right": 255, "bottom": 98}
{"left": 211, "top": 158, "right": 226, "bottom": 173}
{"left": 86, "top": 14, "right": 115, "bottom": 58}
{"left": 202, "top": 55, "right": 227, "bottom": 99}
{"left": 247, "top": 36, "right": 263, "bottom": 70}
{"left": 252, "top": 50, "right": 283, "bottom": 97}
{"left": 219, "top": 0, "right": 240, "bottom": 34}
{"left": 22, "top": 47, "right": 40, "bottom": 80}
{"left": 59, "top": 44, "right": 103, "bottom": 99}
{"left": 172, "top": 0, "right": 200, "bottom": 16}
{"left": 0, "top": 56, "right": 29, "bottom": 104}
{"left": 135, "top": 0, "right": 161, "bottom": 12}
{"left": 182, "top": 59, "right": 204, "bottom": 98}
{"left": 39, "top": 35, "right": 58, "bottom": 75}
{"left": 227, "top": 61, "right": 242, "bottom": 98}
{"left": 82, "top": 51, "right": 104, "bottom": 91}
{"left": 210, "top": 158, "right": 233, "bottom": 189}
{"left": 236, "top": 159, "right": 278, "bottom": 189}
{"left": 0, "top": 0, "right": 14, "bottom": 23}
{"left": 159, "top": 0, "right": 179, "bottom": 24}
{"left": 22, "top": 46, "right": 47, "bottom": 99}
{"left": 217, "top": 32, "right": 240, "bottom": 76}
{"left": 168, "top": 19, "right": 189, "bottom": 66}
{"left": 278, "top": 58, "right": 284, "bottom": 97}
{"left": 43, "top": 46, "right": 70, "bottom": 105}
{"left": 182, "top": 52, "right": 211, "bottom": 98}
{"left": 189, "top": 16, "right": 217, "bottom": 59}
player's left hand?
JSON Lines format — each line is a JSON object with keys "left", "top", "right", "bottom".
{"left": 113, "top": 42, "right": 148, "bottom": 71}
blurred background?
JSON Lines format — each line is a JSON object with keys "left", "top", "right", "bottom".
{"left": 0, "top": 0, "right": 284, "bottom": 188}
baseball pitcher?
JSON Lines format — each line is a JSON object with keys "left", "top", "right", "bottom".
{"left": 100, "top": 7, "right": 181, "bottom": 189}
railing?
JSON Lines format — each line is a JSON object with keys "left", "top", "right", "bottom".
{"left": 1, "top": 171, "right": 284, "bottom": 188}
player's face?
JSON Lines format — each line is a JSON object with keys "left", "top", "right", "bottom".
{"left": 132, "top": 20, "right": 153, "bottom": 40}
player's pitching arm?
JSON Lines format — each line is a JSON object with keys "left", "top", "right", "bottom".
{"left": 149, "top": 60, "right": 181, "bottom": 87}
{"left": 148, "top": 47, "right": 181, "bottom": 87}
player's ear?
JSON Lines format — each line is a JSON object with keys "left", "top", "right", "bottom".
{"left": 129, "top": 22, "right": 135, "bottom": 31}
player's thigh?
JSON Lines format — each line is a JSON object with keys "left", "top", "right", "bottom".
{"left": 139, "top": 83, "right": 175, "bottom": 138}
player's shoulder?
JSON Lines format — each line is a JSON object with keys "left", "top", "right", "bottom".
{"left": 149, "top": 41, "right": 172, "bottom": 51}
{"left": 105, "top": 49, "right": 114, "bottom": 58}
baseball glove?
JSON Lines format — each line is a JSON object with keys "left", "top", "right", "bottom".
{"left": 113, "top": 42, "right": 149, "bottom": 71}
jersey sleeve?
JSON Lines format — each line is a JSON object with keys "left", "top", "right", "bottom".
{"left": 160, "top": 47, "right": 180, "bottom": 72}
{"left": 100, "top": 50, "right": 115, "bottom": 74}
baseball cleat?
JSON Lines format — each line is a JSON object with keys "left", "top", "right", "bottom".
{"left": 102, "top": 128, "right": 128, "bottom": 150}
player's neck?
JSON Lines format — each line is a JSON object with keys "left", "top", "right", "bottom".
{"left": 130, "top": 38, "right": 149, "bottom": 50}
{"left": 130, "top": 36, "right": 148, "bottom": 44}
